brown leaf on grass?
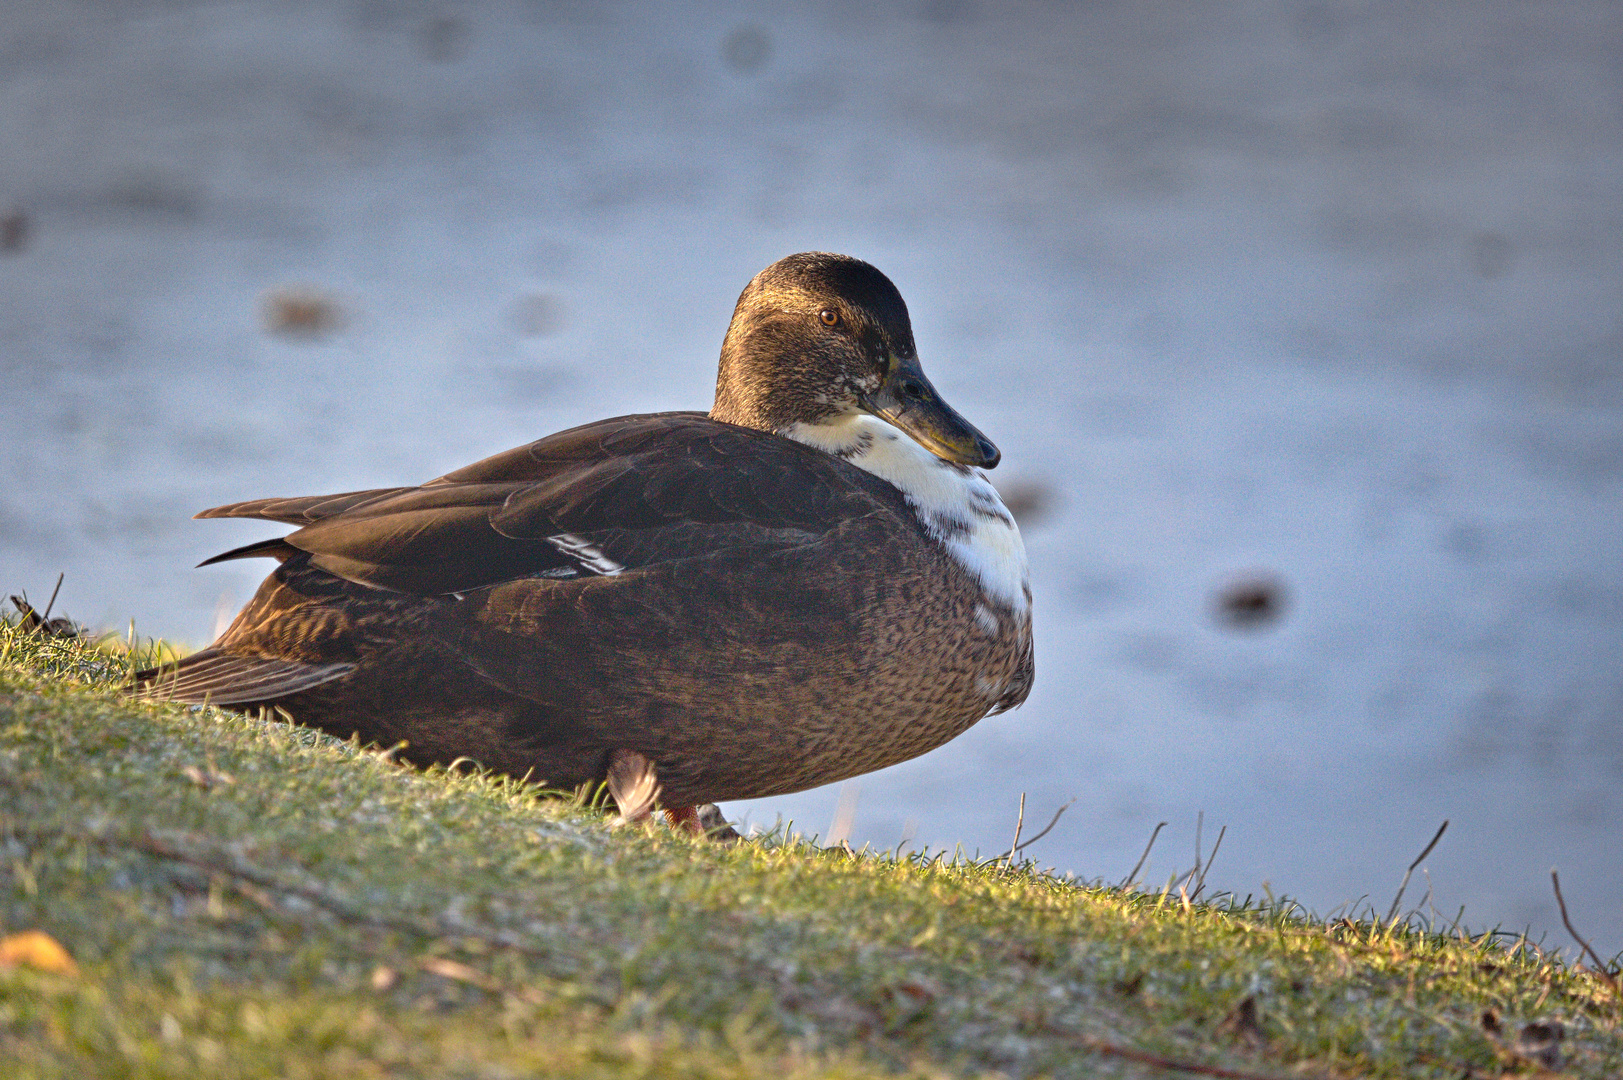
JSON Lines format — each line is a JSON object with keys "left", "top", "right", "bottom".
{"left": 1479, "top": 1013, "right": 1567, "bottom": 1072}
{"left": 1113, "top": 970, "right": 1146, "bottom": 998}
{"left": 0, "top": 930, "right": 79, "bottom": 975}
{"left": 181, "top": 764, "right": 235, "bottom": 790}
{"left": 9, "top": 597, "right": 80, "bottom": 639}
{"left": 1513, "top": 1021, "right": 1565, "bottom": 1071}
{"left": 1217, "top": 994, "right": 1268, "bottom": 1050}
{"left": 880, "top": 976, "right": 941, "bottom": 1030}
{"left": 421, "top": 956, "right": 501, "bottom": 991}
{"left": 419, "top": 956, "right": 547, "bottom": 1005}
{"left": 892, "top": 977, "right": 939, "bottom": 1003}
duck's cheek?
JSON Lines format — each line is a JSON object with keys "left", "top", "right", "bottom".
{"left": 851, "top": 372, "right": 883, "bottom": 398}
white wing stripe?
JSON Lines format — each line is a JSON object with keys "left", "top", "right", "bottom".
{"left": 546, "top": 532, "right": 625, "bottom": 576}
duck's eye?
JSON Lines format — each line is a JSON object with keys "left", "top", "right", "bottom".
{"left": 818, "top": 309, "right": 839, "bottom": 327}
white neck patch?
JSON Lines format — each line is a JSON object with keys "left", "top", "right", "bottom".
{"left": 781, "top": 413, "right": 1031, "bottom": 615}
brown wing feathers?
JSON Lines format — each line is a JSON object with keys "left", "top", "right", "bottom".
{"left": 137, "top": 413, "right": 915, "bottom": 705}
{"left": 187, "top": 414, "right": 909, "bottom": 597}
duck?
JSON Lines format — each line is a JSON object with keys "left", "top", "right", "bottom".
{"left": 137, "top": 252, "right": 1034, "bottom": 835}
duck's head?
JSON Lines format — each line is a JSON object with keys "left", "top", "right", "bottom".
{"left": 710, "top": 252, "right": 1001, "bottom": 469}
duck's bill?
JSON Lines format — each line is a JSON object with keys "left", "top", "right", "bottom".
{"left": 863, "top": 359, "right": 1001, "bottom": 469}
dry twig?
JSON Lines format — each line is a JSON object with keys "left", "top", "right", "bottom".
{"left": 1191, "top": 825, "right": 1227, "bottom": 900}
{"left": 978, "top": 796, "right": 1074, "bottom": 867}
{"left": 1011, "top": 798, "right": 1074, "bottom": 858}
{"left": 1123, "top": 821, "right": 1167, "bottom": 888}
{"left": 1005, "top": 791, "right": 1026, "bottom": 863}
{"left": 1550, "top": 870, "right": 1621, "bottom": 1000}
{"left": 1386, "top": 820, "right": 1448, "bottom": 923}
{"left": 41, "top": 572, "right": 63, "bottom": 624}
{"left": 1044, "top": 1023, "right": 1329, "bottom": 1080}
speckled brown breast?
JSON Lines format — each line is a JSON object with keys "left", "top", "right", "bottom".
{"left": 534, "top": 526, "right": 1037, "bottom": 805}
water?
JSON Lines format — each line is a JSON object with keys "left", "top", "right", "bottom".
{"left": 2, "top": 1, "right": 1619, "bottom": 955}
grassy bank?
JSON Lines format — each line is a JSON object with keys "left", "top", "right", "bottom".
{"left": 1, "top": 616, "right": 1618, "bottom": 1078}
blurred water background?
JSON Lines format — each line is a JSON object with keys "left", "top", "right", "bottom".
{"left": 2, "top": 1, "right": 1619, "bottom": 956}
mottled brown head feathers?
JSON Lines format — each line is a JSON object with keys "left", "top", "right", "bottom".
{"left": 710, "top": 253, "right": 918, "bottom": 432}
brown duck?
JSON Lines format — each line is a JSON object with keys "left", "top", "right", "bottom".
{"left": 138, "top": 253, "right": 1034, "bottom": 834}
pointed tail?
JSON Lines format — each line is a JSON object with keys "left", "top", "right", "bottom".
{"left": 133, "top": 649, "right": 354, "bottom": 706}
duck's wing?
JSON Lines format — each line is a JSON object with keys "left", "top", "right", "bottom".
{"left": 194, "top": 412, "right": 909, "bottom": 596}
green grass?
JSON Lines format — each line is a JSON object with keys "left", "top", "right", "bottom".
{"left": 1, "top": 616, "right": 1619, "bottom": 1078}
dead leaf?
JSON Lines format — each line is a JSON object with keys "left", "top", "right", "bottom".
{"left": 181, "top": 764, "right": 235, "bottom": 790}
{"left": 1514, "top": 1020, "right": 1565, "bottom": 1070}
{"left": 421, "top": 956, "right": 501, "bottom": 992}
{"left": 418, "top": 956, "right": 546, "bottom": 1004}
{"left": 893, "top": 978, "right": 939, "bottom": 1003}
{"left": 0, "top": 930, "right": 79, "bottom": 975}
{"left": 1217, "top": 994, "right": 1268, "bottom": 1049}
{"left": 8, "top": 597, "right": 81, "bottom": 638}
{"left": 1113, "top": 971, "right": 1146, "bottom": 997}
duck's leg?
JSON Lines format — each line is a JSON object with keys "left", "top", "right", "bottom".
{"left": 664, "top": 805, "right": 701, "bottom": 833}
{"left": 665, "top": 804, "right": 743, "bottom": 842}
{"left": 605, "top": 749, "right": 660, "bottom": 826}
{"left": 606, "top": 752, "right": 740, "bottom": 841}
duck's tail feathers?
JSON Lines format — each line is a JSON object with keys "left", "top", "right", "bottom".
{"left": 196, "top": 537, "right": 299, "bottom": 567}
{"left": 196, "top": 490, "right": 406, "bottom": 525}
{"left": 133, "top": 649, "right": 355, "bottom": 705}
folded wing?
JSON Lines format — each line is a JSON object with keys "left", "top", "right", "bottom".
{"left": 192, "top": 412, "right": 909, "bottom": 595}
